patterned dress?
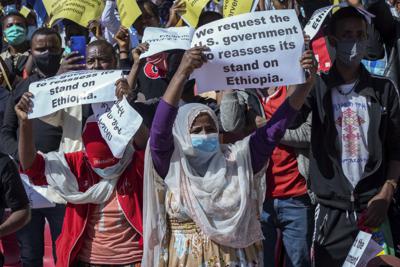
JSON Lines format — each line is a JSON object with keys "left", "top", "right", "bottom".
{"left": 157, "top": 191, "right": 264, "bottom": 267}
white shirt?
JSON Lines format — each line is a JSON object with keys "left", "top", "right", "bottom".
{"left": 332, "top": 82, "right": 370, "bottom": 188}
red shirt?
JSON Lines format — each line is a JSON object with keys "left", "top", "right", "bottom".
{"left": 258, "top": 87, "right": 307, "bottom": 198}
{"left": 22, "top": 150, "right": 144, "bottom": 267}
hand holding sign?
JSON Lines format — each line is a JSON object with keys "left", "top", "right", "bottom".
{"left": 97, "top": 97, "right": 143, "bottom": 158}
{"left": 132, "top": 43, "right": 150, "bottom": 65}
{"left": 177, "top": 46, "right": 209, "bottom": 77}
{"left": 15, "top": 92, "right": 34, "bottom": 122}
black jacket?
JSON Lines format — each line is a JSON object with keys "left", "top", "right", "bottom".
{"left": 0, "top": 74, "right": 62, "bottom": 160}
{"left": 293, "top": 64, "right": 400, "bottom": 211}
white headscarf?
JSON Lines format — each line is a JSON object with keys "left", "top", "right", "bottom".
{"left": 142, "top": 103, "right": 266, "bottom": 267}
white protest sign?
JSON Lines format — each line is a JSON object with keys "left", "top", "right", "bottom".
{"left": 20, "top": 174, "right": 56, "bottom": 209}
{"left": 343, "top": 231, "right": 384, "bottom": 267}
{"left": 303, "top": 5, "right": 336, "bottom": 40}
{"left": 92, "top": 101, "right": 116, "bottom": 120}
{"left": 28, "top": 70, "right": 123, "bottom": 119}
{"left": 304, "top": 3, "right": 374, "bottom": 40}
{"left": 140, "top": 27, "right": 195, "bottom": 59}
{"left": 191, "top": 10, "right": 305, "bottom": 93}
{"left": 97, "top": 97, "right": 143, "bottom": 158}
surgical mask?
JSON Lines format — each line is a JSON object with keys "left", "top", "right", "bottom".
{"left": 92, "top": 160, "right": 126, "bottom": 179}
{"left": 26, "top": 26, "right": 37, "bottom": 40}
{"left": 4, "top": 25, "right": 26, "bottom": 46}
{"left": 336, "top": 40, "right": 367, "bottom": 66}
{"left": 191, "top": 133, "right": 219, "bottom": 153}
{"left": 33, "top": 51, "right": 62, "bottom": 77}
{"left": 3, "top": 4, "right": 17, "bottom": 15}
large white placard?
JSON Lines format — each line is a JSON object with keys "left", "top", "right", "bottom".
{"left": 140, "top": 27, "right": 194, "bottom": 59}
{"left": 97, "top": 97, "right": 143, "bottom": 158}
{"left": 190, "top": 10, "right": 305, "bottom": 93}
{"left": 28, "top": 70, "right": 123, "bottom": 119}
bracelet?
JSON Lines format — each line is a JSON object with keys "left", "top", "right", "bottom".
{"left": 385, "top": 180, "right": 398, "bottom": 191}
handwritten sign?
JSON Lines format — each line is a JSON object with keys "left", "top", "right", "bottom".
{"left": 140, "top": 27, "right": 194, "bottom": 58}
{"left": 29, "top": 70, "right": 123, "bottom": 119}
{"left": 97, "top": 97, "right": 143, "bottom": 158}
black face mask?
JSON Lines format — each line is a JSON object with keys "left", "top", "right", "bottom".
{"left": 33, "top": 51, "right": 63, "bottom": 77}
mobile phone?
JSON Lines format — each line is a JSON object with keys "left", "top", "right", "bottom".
{"left": 70, "top": 36, "right": 87, "bottom": 64}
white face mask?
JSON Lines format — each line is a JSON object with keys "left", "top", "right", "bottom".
{"left": 91, "top": 144, "right": 134, "bottom": 179}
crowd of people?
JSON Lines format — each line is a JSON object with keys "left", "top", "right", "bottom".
{"left": 0, "top": 0, "right": 400, "bottom": 266}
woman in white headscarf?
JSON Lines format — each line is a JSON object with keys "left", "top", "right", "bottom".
{"left": 143, "top": 45, "right": 316, "bottom": 267}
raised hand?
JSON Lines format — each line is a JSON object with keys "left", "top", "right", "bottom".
{"left": 15, "top": 92, "right": 34, "bottom": 121}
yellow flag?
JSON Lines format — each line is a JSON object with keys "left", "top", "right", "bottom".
{"left": 20, "top": 6, "right": 32, "bottom": 18}
{"left": 181, "top": 0, "right": 210, "bottom": 28}
{"left": 44, "top": 0, "right": 105, "bottom": 27}
{"left": 116, "top": 0, "right": 142, "bottom": 28}
{"left": 223, "top": 0, "right": 256, "bottom": 17}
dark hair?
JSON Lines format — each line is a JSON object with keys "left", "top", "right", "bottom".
{"left": 198, "top": 11, "right": 223, "bottom": 27}
{"left": 1, "top": 11, "right": 27, "bottom": 28}
{"left": 328, "top": 6, "right": 367, "bottom": 36}
{"left": 31, "top": 27, "right": 62, "bottom": 44}
{"left": 87, "top": 39, "right": 116, "bottom": 59}
{"left": 137, "top": 0, "right": 159, "bottom": 18}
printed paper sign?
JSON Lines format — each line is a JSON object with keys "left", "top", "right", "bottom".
{"left": 20, "top": 174, "right": 56, "bottom": 209}
{"left": 140, "top": 27, "right": 195, "bottom": 58}
{"left": 181, "top": 0, "right": 211, "bottom": 28}
{"left": 29, "top": 70, "right": 123, "bottom": 119}
{"left": 43, "top": 0, "right": 104, "bottom": 27}
{"left": 191, "top": 10, "right": 305, "bottom": 93}
{"left": 97, "top": 97, "right": 143, "bottom": 158}
{"left": 304, "top": 2, "right": 374, "bottom": 40}
{"left": 223, "top": 0, "right": 259, "bottom": 17}
{"left": 116, "top": 0, "right": 142, "bottom": 28}
{"left": 303, "top": 5, "right": 336, "bottom": 40}
{"left": 343, "top": 231, "right": 384, "bottom": 267}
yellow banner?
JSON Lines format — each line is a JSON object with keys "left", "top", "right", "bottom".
{"left": 116, "top": 0, "right": 142, "bottom": 28}
{"left": 181, "top": 0, "right": 210, "bottom": 28}
{"left": 44, "top": 0, "right": 104, "bottom": 27}
{"left": 223, "top": 0, "right": 256, "bottom": 17}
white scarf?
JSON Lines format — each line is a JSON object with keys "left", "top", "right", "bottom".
{"left": 41, "top": 144, "right": 134, "bottom": 204}
{"left": 142, "top": 103, "right": 266, "bottom": 266}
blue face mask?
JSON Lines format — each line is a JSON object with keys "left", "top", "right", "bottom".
{"left": 191, "top": 133, "right": 219, "bottom": 153}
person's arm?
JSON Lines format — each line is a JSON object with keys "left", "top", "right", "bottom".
{"left": 165, "top": 0, "right": 186, "bottom": 28}
{"left": 0, "top": 93, "right": 20, "bottom": 159}
{"left": 150, "top": 46, "right": 207, "bottom": 178}
{"left": 0, "top": 208, "right": 30, "bottom": 237}
{"left": 126, "top": 43, "right": 149, "bottom": 97}
{"left": 220, "top": 90, "right": 247, "bottom": 132}
{"left": 280, "top": 112, "right": 312, "bottom": 149}
{"left": 364, "top": 82, "right": 400, "bottom": 227}
{"left": 367, "top": 0, "right": 396, "bottom": 49}
{"left": 115, "top": 26, "right": 131, "bottom": 61}
{"left": 14, "top": 92, "right": 37, "bottom": 170}
{"left": 250, "top": 50, "right": 316, "bottom": 174}
{"left": 0, "top": 159, "right": 30, "bottom": 238}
